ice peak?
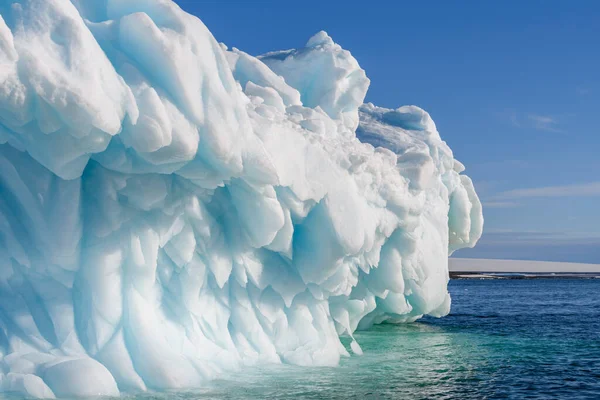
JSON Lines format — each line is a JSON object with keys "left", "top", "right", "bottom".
{"left": 261, "top": 30, "right": 369, "bottom": 131}
{"left": 306, "top": 30, "right": 334, "bottom": 47}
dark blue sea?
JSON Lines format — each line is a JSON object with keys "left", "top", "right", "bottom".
{"left": 126, "top": 279, "right": 600, "bottom": 399}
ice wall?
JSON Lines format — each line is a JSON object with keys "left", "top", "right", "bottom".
{"left": 0, "top": 0, "right": 483, "bottom": 397}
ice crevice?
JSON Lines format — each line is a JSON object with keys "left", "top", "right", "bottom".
{"left": 0, "top": 0, "right": 483, "bottom": 397}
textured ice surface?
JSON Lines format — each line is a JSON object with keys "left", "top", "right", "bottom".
{"left": 0, "top": 0, "right": 482, "bottom": 397}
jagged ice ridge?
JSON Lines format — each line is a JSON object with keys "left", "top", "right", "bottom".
{"left": 0, "top": 0, "right": 483, "bottom": 397}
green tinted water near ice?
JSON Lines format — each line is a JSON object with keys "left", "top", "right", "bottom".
{"left": 123, "top": 279, "right": 600, "bottom": 399}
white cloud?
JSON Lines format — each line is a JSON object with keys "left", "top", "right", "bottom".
{"left": 527, "top": 114, "right": 562, "bottom": 132}
{"left": 499, "top": 110, "right": 566, "bottom": 133}
{"left": 482, "top": 201, "right": 519, "bottom": 209}
{"left": 494, "top": 109, "right": 522, "bottom": 128}
{"left": 509, "top": 111, "right": 520, "bottom": 127}
{"left": 493, "top": 181, "right": 600, "bottom": 200}
{"left": 474, "top": 229, "right": 600, "bottom": 245}
{"left": 576, "top": 86, "right": 591, "bottom": 96}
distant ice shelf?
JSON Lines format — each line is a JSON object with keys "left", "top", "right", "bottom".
{"left": 450, "top": 259, "right": 600, "bottom": 274}
{"left": 0, "top": 0, "right": 482, "bottom": 397}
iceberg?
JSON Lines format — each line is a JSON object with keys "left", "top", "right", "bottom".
{"left": 0, "top": 0, "right": 483, "bottom": 397}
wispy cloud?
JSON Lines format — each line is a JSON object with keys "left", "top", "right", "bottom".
{"left": 576, "top": 86, "right": 591, "bottom": 96}
{"left": 508, "top": 111, "right": 521, "bottom": 128}
{"left": 527, "top": 114, "right": 562, "bottom": 132}
{"left": 482, "top": 201, "right": 519, "bottom": 209}
{"left": 465, "top": 229, "right": 600, "bottom": 246}
{"left": 492, "top": 181, "right": 600, "bottom": 200}
{"left": 499, "top": 110, "right": 566, "bottom": 133}
{"left": 483, "top": 229, "right": 600, "bottom": 240}
{"left": 494, "top": 109, "right": 522, "bottom": 128}
{"left": 452, "top": 229, "right": 600, "bottom": 264}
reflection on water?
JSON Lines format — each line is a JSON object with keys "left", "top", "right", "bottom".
{"left": 116, "top": 279, "right": 599, "bottom": 399}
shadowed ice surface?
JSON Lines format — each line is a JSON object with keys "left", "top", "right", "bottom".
{"left": 83, "top": 279, "right": 599, "bottom": 400}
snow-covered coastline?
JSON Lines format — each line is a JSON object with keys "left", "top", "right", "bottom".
{"left": 450, "top": 258, "right": 600, "bottom": 274}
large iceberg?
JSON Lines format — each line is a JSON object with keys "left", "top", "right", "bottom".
{"left": 0, "top": 0, "right": 483, "bottom": 397}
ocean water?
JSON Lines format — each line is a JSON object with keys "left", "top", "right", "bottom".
{"left": 125, "top": 279, "right": 600, "bottom": 399}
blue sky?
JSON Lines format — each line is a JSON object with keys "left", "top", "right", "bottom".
{"left": 178, "top": 1, "right": 600, "bottom": 263}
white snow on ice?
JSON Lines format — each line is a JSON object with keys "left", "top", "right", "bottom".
{"left": 0, "top": 0, "right": 482, "bottom": 397}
